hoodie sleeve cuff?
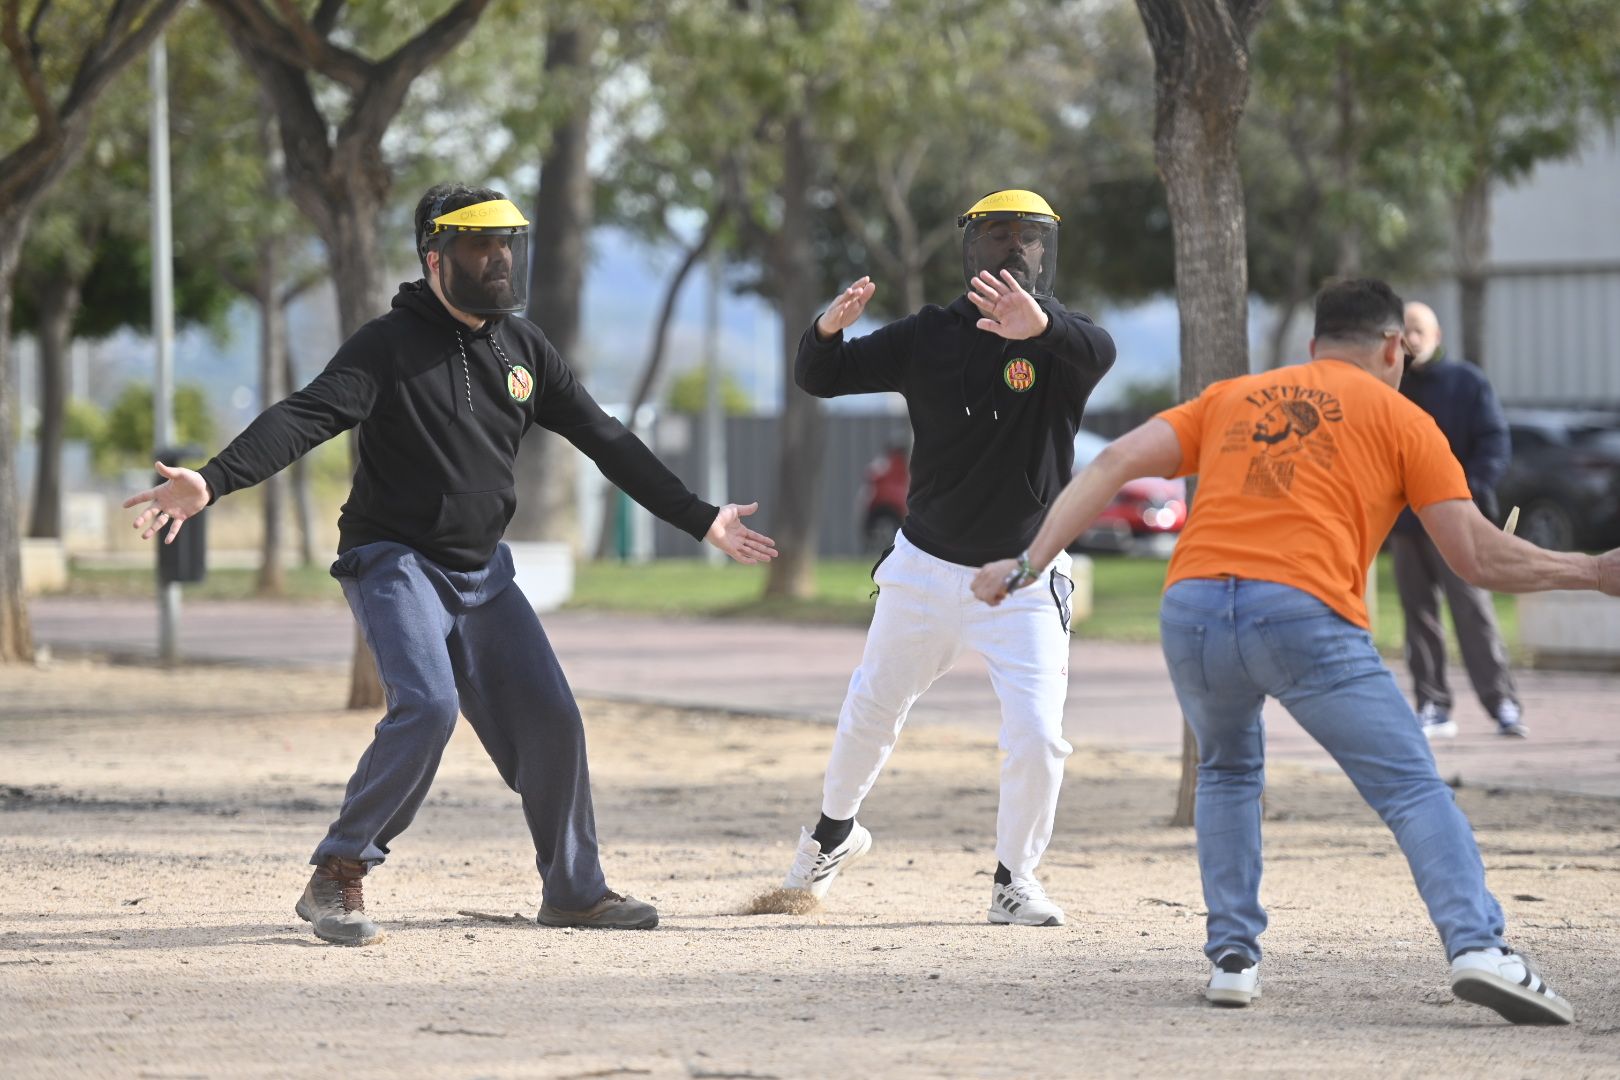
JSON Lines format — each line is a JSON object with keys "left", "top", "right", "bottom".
{"left": 676, "top": 500, "right": 723, "bottom": 543}
{"left": 196, "top": 461, "right": 230, "bottom": 506}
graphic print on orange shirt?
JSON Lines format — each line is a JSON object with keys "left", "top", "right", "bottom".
{"left": 1219, "top": 387, "right": 1345, "bottom": 497}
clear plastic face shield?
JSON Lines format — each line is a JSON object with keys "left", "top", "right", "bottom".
{"left": 421, "top": 198, "right": 531, "bottom": 317}
{"left": 961, "top": 215, "right": 1059, "bottom": 298}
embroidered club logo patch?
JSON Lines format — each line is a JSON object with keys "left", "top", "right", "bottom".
{"left": 507, "top": 365, "right": 533, "bottom": 402}
{"left": 1003, "top": 358, "right": 1035, "bottom": 392}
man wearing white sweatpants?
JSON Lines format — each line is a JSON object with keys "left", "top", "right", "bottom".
{"left": 779, "top": 190, "right": 1115, "bottom": 924}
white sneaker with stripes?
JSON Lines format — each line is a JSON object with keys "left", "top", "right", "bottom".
{"left": 988, "top": 877, "right": 1066, "bottom": 926}
{"left": 781, "top": 823, "right": 872, "bottom": 899}
{"left": 1450, "top": 947, "right": 1574, "bottom": 1024}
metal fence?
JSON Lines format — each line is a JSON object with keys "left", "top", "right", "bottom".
{"left": 646, "top": 412, "right": 911, "bottom": 558}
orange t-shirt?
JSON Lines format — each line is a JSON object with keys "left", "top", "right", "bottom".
{"left": 1155, "top": 358, "right": 1470, "bottom": 628}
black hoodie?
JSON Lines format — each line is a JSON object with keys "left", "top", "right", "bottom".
{"left": 796, "top": 294, "right": 1115, "bottom": 566}
{"left": 198, "top": 280, "right": 718, "bottom": 571}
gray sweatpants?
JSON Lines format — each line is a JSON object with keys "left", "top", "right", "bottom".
{"left": 311, "top": 541, "right": 607, "bottom": 910}
{"left": 1389, "top": 529, "right": 1519, "bottom": 721}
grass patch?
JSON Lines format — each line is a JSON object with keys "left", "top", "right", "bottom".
{"left": 56, "top": 563, "right": 345, "bottom": 603}
{"left": 57, "top": 549, "right": 1518, "bottom": 655}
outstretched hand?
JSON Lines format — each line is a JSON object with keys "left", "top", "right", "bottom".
{"left": 815, "top": 277, "right": 876, "bottom": 339}
{"left": 972, "top": 558, "right": 1019, "bottom": 605}
{"left": 706, "top": 502, "right": 779, "bottom": 565}
{"left": 968, "top": 270, "right": 1050, "bottom": 340}
{"left": 122, "top": 462, "right": 210, "bottom": 544}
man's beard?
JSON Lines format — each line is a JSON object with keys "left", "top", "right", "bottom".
{"left": 445, "top": 258, "right": 519, "bottom": 312}
{"left": 998, "top": 253, "right": 1032, "bottom": 289}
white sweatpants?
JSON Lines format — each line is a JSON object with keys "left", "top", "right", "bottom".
{"left": 821, "top": 531, "right": 1075, "bottom": 878}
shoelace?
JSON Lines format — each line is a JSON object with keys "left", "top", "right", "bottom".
{"left": 788, "top": 845, "right": 828, "bottom": 885}
{"left": 338, "top": 879, "right": 365, "bottom": 912}
{"left": 320, "top": 867, "right": 366, "bottom": 913}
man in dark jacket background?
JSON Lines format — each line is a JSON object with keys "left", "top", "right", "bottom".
{"left": 1390, "top": 300, "right": 1523, "bottom": 739}
{"left": 124, "top": 183, "right": 777, "bottom": 945}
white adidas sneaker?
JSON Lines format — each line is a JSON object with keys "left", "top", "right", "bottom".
{"left": 1205, "top": 951, "right": 1261, "bottom": 1007}
{"left": 1450, "top": 947, "right": 1574, "bottom": 1024}
{"left": 781, "top": 823, "right": 872, "bottom": 899}
{"left": 987, "top": 877, "right": 1066, "bottom": 926}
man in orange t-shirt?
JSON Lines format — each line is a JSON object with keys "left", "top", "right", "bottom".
{"left": 972, "top": 278, "right": 1620, "bottom": 1026}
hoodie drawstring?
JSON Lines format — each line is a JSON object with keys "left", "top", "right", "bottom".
{"left": 454, "top": 331, "right": 475, "bottom": 416}
{"left": 451, "top": 326, "right": 522, "bottom": 419}
{"left": 961, "top": 336, "right": 1010, "bottom": 422}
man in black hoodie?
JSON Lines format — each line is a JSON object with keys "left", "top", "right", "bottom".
{"left": 777, "top": 190, "right": 1116, "bottom": 925}
{"left": 124, "top": 183, "right": 776, "bottom": 945}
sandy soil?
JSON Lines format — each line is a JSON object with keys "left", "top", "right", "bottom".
{"left": 2, "top": 660, "right": 1617, "bottom": 1079}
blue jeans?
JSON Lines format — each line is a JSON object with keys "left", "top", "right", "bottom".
{"left": 1160, "top": 577, "right": 1505, "bottom": 964}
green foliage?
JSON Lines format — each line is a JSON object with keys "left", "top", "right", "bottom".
{"left": 1117, "top": 378, "right": 1177, "bottom": 413}
{"left": 63, "top": 399, "right": 106, "bottom": 444}
{"left": 1246, "top": 0, "right": 1620, "bottom": 303}
{"left": 666, "top": 368, "right": 751, "bottom": 416}
{"left": 95, "top": 383, "right": 216, "bottom": 472}
{"left": 9, "top": 5, "right": 251, "bottom": 341}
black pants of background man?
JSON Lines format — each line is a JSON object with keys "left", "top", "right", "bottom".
{"left": 1389, "top": 529, "right": 1520, "bottom": 723}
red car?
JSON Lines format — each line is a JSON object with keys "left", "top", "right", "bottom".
{"left": 860, "top": 444, "right": 911, "bottom": 552}
{"left": 1069, "top": 430, "right": 1188, "bottom": 556}
{"left": 858, "top": 430, "right": 1187, "bottom": 555}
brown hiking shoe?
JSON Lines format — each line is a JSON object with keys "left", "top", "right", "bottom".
{"left": 537, "top": 890, "right": 659, "bottom": 930}
{"left": 295, "top": 857, "right": 383, "bottom": 946}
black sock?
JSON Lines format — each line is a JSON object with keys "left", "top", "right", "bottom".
{"left": 994, "top": 862, "right": 1012, "bottom": 886}
{"left": 810, "top": 814, "right": 853, "bottom": 853}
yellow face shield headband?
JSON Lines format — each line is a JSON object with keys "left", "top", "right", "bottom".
{"left": 425, "top": 198, "right": 530, "bottom": 237}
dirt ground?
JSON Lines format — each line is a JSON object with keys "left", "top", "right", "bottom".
{"left": 2, "top": 660, "right": 1617, "bottom": 1080}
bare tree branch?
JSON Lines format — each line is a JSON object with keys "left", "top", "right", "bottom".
{"left": 281, "top": 267, "right": 326, "bottom": 304}
{"left": 267, "top": 0, "right": 371, "bottom": 88}
{"left": 310, "top": 0, "right": 344, "bottom": 37}
{"left": 62, "top": 0, "right": 187, "bottom": 118}
{"left": 24, "top": 0, "right": 50, "bottom": 58}
{"left": 208, "top": 0, "right": 371, "bottom": 91}
{"left": 830, "top": 178, "right": 903, "bottom": 281}
{"left": 1, "top": 0, "right": 183, "bottom": 211}
{"left": 340, "top": 0, "right": 490, "bottom": 152}
{"left": 2, "top": 0, "right": 58, "bottom": 132}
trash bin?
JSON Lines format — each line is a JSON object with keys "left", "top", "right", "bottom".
{"left": 155, "top": 446, "right": 206, "bottom": 585}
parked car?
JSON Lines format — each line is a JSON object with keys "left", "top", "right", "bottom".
{"left": 859, "top": 444, "right": 910, "bottom": 552}
{"left": 1495, "top": 409, "right": 1620, "bottom": 551}
{"left": 857, "top": 430, "right": 1188, "bottom": 556}
{"left": 1068, "top": 429, "right": 1188, "bottom": 556}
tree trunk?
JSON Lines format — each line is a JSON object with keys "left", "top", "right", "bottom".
{"left": 281, "top": 340, "right": 317, "bottom": 567}
{"left": 0, "top": 228, "right": 36, "bottom": 661}
{"left": 763, "top": 113, "right": 826, "bottom": 600}
{"left": 323, "top": 197, "right": 388, "bottom": 710}
{"left": 255, "top": 243, "right": 287, "bottom": 597}
{"left": 511, "top": 21, "right": 598, "bottom": 552}
{"left": 1137, "top": 0, "right": 1267, "bottom": 826}
{"left": 28, "top": 273, "right": 81, "bottom": 539}
{"left": 1454, "top": 175, "right": 1490, "bottom": 367}
{"left": 1266, "top": 298, "right": 1297, "bottom": 370}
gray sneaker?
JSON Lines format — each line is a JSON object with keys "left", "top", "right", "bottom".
{"left": 538, "top": 890, "right": 659, "bottom": 930}
{"left": 295, "top": 857, "right": 383, "bottom": 946}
